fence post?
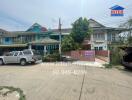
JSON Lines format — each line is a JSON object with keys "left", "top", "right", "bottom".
{"left": 108, "top": 50, "right": 110, "bottom": 64}
{"left": 94, "top": 50, "right": 95, "bottom": 62}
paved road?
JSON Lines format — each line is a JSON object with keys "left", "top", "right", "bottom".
{"left": 0, "top": 63, "right": 132, "bottom": 100}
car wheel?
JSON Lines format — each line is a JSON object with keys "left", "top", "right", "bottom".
{"left": 20, "top": 59, "right": 26, "bottom": 66}
{"left": 0, "top": 59, "right": 3, "bottom": 65}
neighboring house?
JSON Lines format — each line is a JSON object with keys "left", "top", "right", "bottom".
{"left": 0, "top": 29, "right": 12, "bottom": 45}
{"left": 0, "top": 23, "right": 60, "bottom": 55}
{"left": 50, "top": 28, "right": 71, "bottom": 41}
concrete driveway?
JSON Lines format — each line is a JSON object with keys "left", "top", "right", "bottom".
{"left": 0, "top": 63, "right": 132, "bottom": 100}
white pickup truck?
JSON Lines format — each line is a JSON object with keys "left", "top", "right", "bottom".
{"left": 0, "top": 49, "right": 42, "bottom": 66}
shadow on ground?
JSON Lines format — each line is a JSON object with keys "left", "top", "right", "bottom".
{"left": 1, "top": 63, "right": 41, "bottom": 67}
{"left": 120, "top": 68, "right": 132, "bottom": 77}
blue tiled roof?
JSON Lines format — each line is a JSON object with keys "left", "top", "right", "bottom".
{"left": 26, "top": 23, "right": 47, "bottom": 32}
{"left": 110, "top": 5, "right": 124, "bottom": 10}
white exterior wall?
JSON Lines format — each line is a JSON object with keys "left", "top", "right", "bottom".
{"left": 91, "top": 42, "right": 108, "bottom": 50}
{"left": 91, "top": 32, "right": 108, "bottom": 50}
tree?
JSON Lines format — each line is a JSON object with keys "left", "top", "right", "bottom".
{"left": 62, "top": 36, "right": 78, "bottom": 52}
{"left": 119, "top": 17, "right": 132, "bottom": 44}
{"left": 120, "top": 17, "right": 132, "bottom": 37}
{"left": 127, "top": 36, "right": 132, "bottom": 45}
{"left": 70, "top": 17, "right": 90, "bottom": 44}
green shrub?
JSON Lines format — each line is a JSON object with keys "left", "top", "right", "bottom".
{"left": 0, "top": 86, "right": 26, "bottom": 100}
{"left": 110, "top": 47, "right": 124, "bottom": 65}
{"left": 104, "top": 64, "right": 113, "bottom": 68}
{"left": 42, "top": 53, "right": 61, "bottom": 62}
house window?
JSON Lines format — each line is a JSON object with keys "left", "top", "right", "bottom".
{"left": 94, "top": 47, "right": 103, "bottom": 50}
{"left": 5, "top": 38, "right": 10, "bottom": 42}
{"left": 93, "top": 33, "right": 98, "bottom": 39}
{"left": 112, "top": 34, "right": 116, "bottom": 41}
{"left": 99, "top": 47, "right": 103, "bottom": 50}
{"left": 94, "top": 47, "right": 98, "bottom": 50}
{"left": 0, "top": 32, "right": 3, "bottom": 35}
{"left": 93, "top": 33, "right": 105, "bottom": 40}
{"left": 107, "top": 33, "right": 111, "bottom": 41}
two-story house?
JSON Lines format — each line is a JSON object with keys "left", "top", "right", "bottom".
{"left": 0, "top": 23, "right": 60, "bottom": 55}
{"left": 89, "top": 19, "right": 123, "bottom": 50}
{"left": 52, "top": 19, "right": 126, "bottom": 50}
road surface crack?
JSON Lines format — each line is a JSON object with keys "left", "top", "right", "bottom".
{"left": 79, "top": 66, "right": 86, "bottom": 100}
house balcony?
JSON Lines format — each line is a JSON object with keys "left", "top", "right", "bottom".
{"left": 0, "top": 41, "right": 28, "bottom": 45}
{"left": 93, "top": 39, "right": 106, "bottom": 43}
{"left": 107, "top": 40, "right": 123, "bottom": 45}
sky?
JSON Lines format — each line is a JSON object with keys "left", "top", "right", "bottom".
{"left": 0, "top": 0, "right": 132, "bottom": 31}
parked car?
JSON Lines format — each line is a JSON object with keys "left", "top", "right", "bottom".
{"left": 121, "top": 47, "right": 132, "bottom": 69}
{"left": 0, "top": 49, "right": 42, "bottom": 66}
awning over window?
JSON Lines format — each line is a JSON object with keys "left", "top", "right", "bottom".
{"left": 28, "top": 38, "right": 60, "bottom": 45}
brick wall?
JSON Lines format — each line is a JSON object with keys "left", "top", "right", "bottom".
{"left": 95, "top": 50, "right": 109, "bottom": 57}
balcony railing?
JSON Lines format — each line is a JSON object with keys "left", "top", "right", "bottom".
{"left": 0, "top": 41, "right": 28, "bottom": 45}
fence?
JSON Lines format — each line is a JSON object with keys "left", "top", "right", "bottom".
{"left": 95, "top": 50, "right": 109, "bottom": 57}
{"left": 64, "top": 50, "right": 95, "bottom": 61}
{"left": 95, "top": 50, "right": 110, "bottom": 62}
{"left": 64, "top": 50, "right": 110, "bottom": 62}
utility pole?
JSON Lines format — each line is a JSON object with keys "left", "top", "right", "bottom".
{"left": 59, "top": 18, "right": 62, "bottom": 58}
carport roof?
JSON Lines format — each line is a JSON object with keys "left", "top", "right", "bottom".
{"left": 29, "top": 38, "right": 60, "bottom": 45}
{"left": 0, "top": 44, "right": 27, "bottom": 48}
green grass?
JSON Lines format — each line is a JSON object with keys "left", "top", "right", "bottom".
{"left": 0, "top": 86, "right": 26, "bottom": 100}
